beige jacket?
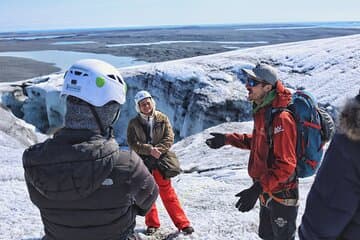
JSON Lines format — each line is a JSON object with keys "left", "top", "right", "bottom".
{"left": 127, "top": 110, "right": 174, "bottom": 156}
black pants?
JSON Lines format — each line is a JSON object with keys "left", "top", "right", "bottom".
{"left": 259, "top": 199, "right": 298, "bottom": 240}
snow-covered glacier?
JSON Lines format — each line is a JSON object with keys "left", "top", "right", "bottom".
{"left": 1, "top": 34, "right": 360, "bottom": 145}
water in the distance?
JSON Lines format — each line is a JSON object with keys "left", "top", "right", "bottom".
{"left": 0, "top": 50, "right": 147, "bottom": 70}
{"left": 51, "top": 41, "right": 96, "bottom": 45}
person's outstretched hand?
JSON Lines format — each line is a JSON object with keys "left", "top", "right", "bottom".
{"left": 235, "top": 182, "right": 262, "bottom": 212}
{"left": 205, "top": 132, "right": 226, "bottom": 149}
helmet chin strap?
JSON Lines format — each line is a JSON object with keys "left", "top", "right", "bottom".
{"left": 86, "top": 103, "right": 109, "bottom": 138}
{"left": 112, "top": 108, "right": 121, "bottom": 124}
{"left": 108, "top": 108, "right": 121, "bottom": 138}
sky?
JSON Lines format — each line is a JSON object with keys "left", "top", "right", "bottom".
{"left": 1, "top": 0, "right": 360, "bottom": 32}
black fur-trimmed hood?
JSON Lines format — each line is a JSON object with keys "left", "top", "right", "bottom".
{"left": 339, "top": 95, "right": 360, "bottom": 141}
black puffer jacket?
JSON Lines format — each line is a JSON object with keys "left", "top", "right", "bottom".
{"left": 23, "top": 128, "right": 158, "bottom": 240}
{"left": 299, "top": 96, "right": 360, "bottom": 240}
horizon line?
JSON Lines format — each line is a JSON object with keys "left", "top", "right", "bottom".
{"left": 1, "top": 20, "right": 360, "bottom": 34}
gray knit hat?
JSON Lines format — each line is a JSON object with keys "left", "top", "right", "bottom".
{"left": 65, "top": 96, "right": 120, "bottom": 131}
{"left": 242, "top": 63, "right": 278, "bottom": 86}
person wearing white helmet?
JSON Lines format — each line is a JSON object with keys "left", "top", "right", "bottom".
{"left": 23, "top": 59, "right": 158, "bottom": 240}
{"left": 127, "top": 90, "right": 194, "bottom": 236}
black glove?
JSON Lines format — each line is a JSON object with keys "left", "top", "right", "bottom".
{"left": 205, "top": 132, "right": 226, "bottom": 149}
{"left": 235, "top": 182, "right": 262, "bottom": 212}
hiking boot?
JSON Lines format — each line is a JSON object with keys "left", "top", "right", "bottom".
{"left": 145, "top": 227, "right": 158, "bottom": 235}
{"left": 181, "top": 226, "right": 194, "bottom": 235}
{"left": 127, "top": 232, "right": 141, "bottom": 240}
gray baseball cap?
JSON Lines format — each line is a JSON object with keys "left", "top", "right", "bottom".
{"left": 242, "top": 63, "right": 278, "bottom": 86}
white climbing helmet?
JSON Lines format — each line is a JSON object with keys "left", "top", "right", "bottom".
{"left": 134, "top": 90, "right": 155, "bottom": 113}
{"left": 134, "top": 90, "right": 152, "bottom": 105}
{"left": 61, "top": 59, "right": 127, "bottom": 106}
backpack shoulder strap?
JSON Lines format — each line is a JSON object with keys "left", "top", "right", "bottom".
{"left": 265, "top": 107, "right": 292, "bottom": 148}
{"left": 265, "top": 106, "right": 298, "bottom": 181}
{"left": 265, "top": 107, "right": 280, "bottom": 168}
{"left": 265, "top": 106, "right": 295, "bottom": 167}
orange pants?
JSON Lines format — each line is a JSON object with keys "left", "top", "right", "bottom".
{"left": 145, "top": 169, "right": 190, "bottom": 230}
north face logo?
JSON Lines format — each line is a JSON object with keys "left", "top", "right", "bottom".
{"left": 274, "top": 217, "right": 288, "bottom": 227}
{"left": 274, "top": 125, "right": 284, "bottom": 134}
{"left": 102, "top": 178, "right": 114, "bottom": 186}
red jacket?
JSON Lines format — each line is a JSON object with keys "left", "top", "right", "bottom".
{"left": 226, "top": 81, "right": 297, "bottom": 193}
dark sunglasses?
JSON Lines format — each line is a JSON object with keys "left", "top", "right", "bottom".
{"left": 246, "top": 77, "right": 263, "bottom": 87}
